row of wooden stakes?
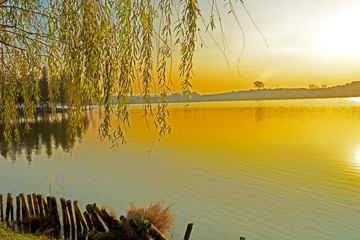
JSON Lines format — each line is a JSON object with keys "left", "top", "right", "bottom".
{"left": 0, "top": 193, "right": 194, "bottom": 240}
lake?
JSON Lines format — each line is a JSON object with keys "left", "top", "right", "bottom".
{"left": 1, "top": 98, "right": 360, "bottom": 239}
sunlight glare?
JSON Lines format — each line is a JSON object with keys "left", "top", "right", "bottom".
{"left": 353, "top": 147, "right": 360, "bottom": 169}
{"left": 320, "top": 7, "right": 360, "bottom": 57}
{"left": 346, "top": 97, "right": 360, "bottom": 104}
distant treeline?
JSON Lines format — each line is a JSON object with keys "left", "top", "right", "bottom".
{"left": 125, "top": 81, "right": 360, "bottom": 104}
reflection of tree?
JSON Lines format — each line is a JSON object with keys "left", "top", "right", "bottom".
{"left": 0, "top": 112, "right": 93, "bottom": 163}
{"left": 254, "top": 107, "right": 265, "bottom": 124}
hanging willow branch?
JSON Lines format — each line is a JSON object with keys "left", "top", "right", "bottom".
{"left": 0, "top": 0, "right": 264, "bottom": 148}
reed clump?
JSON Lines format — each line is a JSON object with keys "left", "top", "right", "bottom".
{"left": 92, "top": 201, "right": 175, "bottom": 240}
{"left": 126, "top": 201, "right": 174, "bottom": 235}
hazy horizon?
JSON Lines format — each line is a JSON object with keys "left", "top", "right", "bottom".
{"left": 156, "top": 0, "right": 360, "bottom": 94}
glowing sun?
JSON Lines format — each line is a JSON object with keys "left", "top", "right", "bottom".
{"left": 320, "top": 7, "right": 360, "bottom": 56}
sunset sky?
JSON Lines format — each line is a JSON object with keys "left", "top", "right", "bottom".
{"left": 179, "top": 0, "right": 360, "bottom": 94}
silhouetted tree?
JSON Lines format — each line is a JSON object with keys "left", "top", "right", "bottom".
{"left": 254, "top": 81, "right": 265, "bottom": 89}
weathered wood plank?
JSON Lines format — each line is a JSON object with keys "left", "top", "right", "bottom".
{"left": 32, "top": 193, "right": 40, "bottom": 217}
{"left": 5, "top": 193, "right": 14, "bottom": 222}
{"left": 83, "top": 211, "right": 93, "bottom": 231}
{"left": 0, "top": 194, "right": 4, "bottom": 222}
{"left": 63, "top": 226, "right": 70, "bottom": 240}
{"left": 129, "top": 219, "right": 139, "bottom": 231}
{"left": 130, "top": 220, "right": 153, "bottom": 240}
{"left": 41, "top": 195, "right": 47, "bottom": 216}
{"left": 46, "top": 196, "right": 51, "bottom": 219}
{"left": 10, "top": 196, "right": 14, "bottom": 222}
{"left": 183, "top": 223, "right": 193, "bottom": 240}
{"left": 148, "top": 223, "right": 169, "bottom": 240}
{"left": 66, "top": 200, "right": 75, "bottom": 228}
{"left": 85, "top": 204, "right": 105, "bottom": 232}
{"left": 36, "top": 195, "right": 45, "bottom": 218}
{"left": 19, "top": 193, "right": 29, "bottom": 219}
{"left": 51, "top": 196, "right": 61, "bottom": 229}
{"left": 74, "top": 201, "right": 88, "bottom": 230}
{"left": 92, "top": 203, "right": 117, "bottom": 230}
{"left": 16, "top": 196, "right": 21, "bottom": 221}
{"left": 74, "top": 208, "right": 83, "bottom": 230}
{"left": 101, "top": 208, "right": 122, "bottom": 230}
{"left": 120, "top": 215, "right": 127, "bottom": 223}
{"left": 46, "top": 196, "right": 60, "bottom": 229}
{"left": 27, "top": 194, "right": 35, "bottom": 216}
{"left": 60, "top": 198, "right": 70, "bottom": 230}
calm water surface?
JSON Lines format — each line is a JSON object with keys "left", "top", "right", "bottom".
{"left": 1, "top": 98, "right": 360, "bottom": 239}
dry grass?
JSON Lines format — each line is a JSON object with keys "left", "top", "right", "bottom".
{"left": 126, "top": 200, "right": 174, "bottom": 235}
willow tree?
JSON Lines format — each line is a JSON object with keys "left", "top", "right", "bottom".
{"left": 1, "top": 0, "right": 253, "bottom": 147}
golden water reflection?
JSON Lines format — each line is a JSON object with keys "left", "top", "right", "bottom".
{"left": 1, "top": 98, "right": 360, "bottom": 239}
{"left": 129, "top": 99, "right": 360, "bottom": 177}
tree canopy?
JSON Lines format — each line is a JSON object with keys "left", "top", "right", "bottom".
{"left": 253, "top": 81, "right": 265, "bottom": 89}
{"left": 0, "top": 0, "right": 252, "bottom": 147}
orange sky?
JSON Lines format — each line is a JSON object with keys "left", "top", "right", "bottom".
{"left": 165, "top": 0, "right": 360, "bottom": 94}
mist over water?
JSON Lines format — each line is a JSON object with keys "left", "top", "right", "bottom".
{"left": 1, "top": 98, "right": 360, "bottom": 239}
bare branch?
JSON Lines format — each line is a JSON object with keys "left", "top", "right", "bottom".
{"left": 241, "top": 2, "right": 270, "bottom": 53}
{"left": 0, "top": 40, "right": 25, "bottom": 51}
{"left": 0, "top": 5, "right": 49, "bottom": 17}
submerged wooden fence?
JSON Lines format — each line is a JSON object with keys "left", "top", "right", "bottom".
{"left": 0, "top": 193, "right": 196, "bottom": 240}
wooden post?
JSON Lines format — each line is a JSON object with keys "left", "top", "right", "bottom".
{"left": 60, "top": 198, "right": 70, "bottom": 230}
{"left": 41, "top": 195, "right": 47, "bottom": 215}
{"left": 10, "top": 196, "right": 14, "bottom": 222}
{"left": 50, "top": 196, "right": 61, "bottom": 229}
{"left": 16, "top": 196, "right": 21, "bottom": 222}
{"left": 0, "top": 194, "right": 4, "bottom": 222}
{"left": 27, "top": 194, "right": 35, "bottom": 217}
{"left": 75, "top": 214, "right": 82, "bottom": 231}
{"left": 102, "top": 209, "right": 121, "bottom": 230}
{"left": 63, "top": 226, "right": 70, "bottom": 240}
{"left": 183, "top": 223, "right": 193, "bottom": 240}
{"left": 16, "top": 196, "right": 23, "bottom": 233}
{"left": 32, "top": 193, "right": 40, "bottom": 217}
{"left": 71, "top": 225, "right": 76, "bottom": 240}
{"left": 83, "top": 211, "right": 94, "bottom": 230}
{"left": 76, "top": 227, "right": 86, "bottom": 240}
{"left": 92, "top": 203, "right": 117, "bottom": 230}
{"left": 74, "top": 208, "right": 82, "bottom": 230}
{"left": 5, "top": 193, "right": 14, "bottom": 222}
{"left": 85, "top": 204, "right": 104, "bottom": 232}
{"left": 74, "top": 201, "right": 88, "bottom": 230}
{"left": 4, "top": 193, "right": 10, "bottom": 222}
{"left": 240, "top": 237, "right": 246, "bottom": 240}
{"left": 19, "top": 193, "right": 29, "bottom": 219}
{"left": 148, "top": 223, "right": 169, "bottom": 240}
{"left": 130, "top": 219, "right": 153, "bottom": 240}
{"left": 66, "top": 200, "right": 75, "bottom": 228}
{"left": 129, "top": 218, "right": 139, "bottom": 231}
{"left": 36, "top": 195, "right": 45, "bottom": 218}
{"left": 120, "top": 215, "right": 127, "bottom": 223}
{"left": 46, "top": 196, "right": 51, "bottom": 219}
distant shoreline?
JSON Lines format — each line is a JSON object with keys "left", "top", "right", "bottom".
{"left": 126, "top": 81, "right": 360, "bottom": 104}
